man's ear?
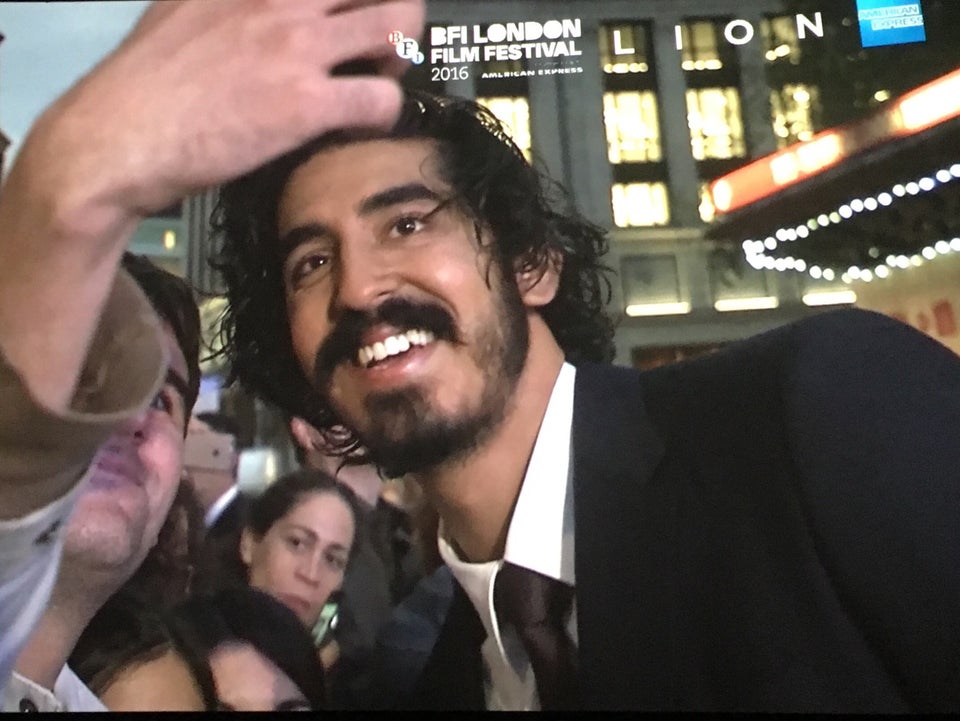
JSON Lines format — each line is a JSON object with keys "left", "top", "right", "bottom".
{"left": 289, "top": 416, "right": 323, "bottom": 453}
{"left": 515, "top": 249, "right": 562, "bottom": 308}
{"left": 239, "top": 528, "right": 256, "bottom": 567}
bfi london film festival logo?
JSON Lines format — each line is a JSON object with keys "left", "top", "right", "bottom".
{"left": 392, "top": 21, "right": 585, "bottom": 82}
{"left": 389, "top": 30, "right": 425, "bottom": 65}
{"left": 855, "top": 0, "right": 926, "bottom": 47}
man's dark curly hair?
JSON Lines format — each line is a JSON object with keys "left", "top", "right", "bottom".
{"left": 122, "top": 252, "right": 201, "bottom": 423}
{"left": 210, "top": 90, "right": 615, "bottom": 453}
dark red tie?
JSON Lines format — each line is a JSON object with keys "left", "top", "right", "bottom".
{"left": 493, "top": 562, "right": 579, "bottom": 710}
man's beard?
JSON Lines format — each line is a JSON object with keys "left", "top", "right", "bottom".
{"left": 315, "top": 274, "right": 529, "bottom": 477}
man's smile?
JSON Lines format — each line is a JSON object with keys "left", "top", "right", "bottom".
{"left": 356, "top": 327, "right": 436, "bottom": 367}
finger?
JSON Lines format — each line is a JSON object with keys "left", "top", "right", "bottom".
{"left": 313, "top": 76, "right": 404, "bottom": 131}
{"left": 378, "top": 46, "right": 422, "bottom": 80}
{"left": 323, "top": 1, "right": 424, "bottom": 69}
{"left": 328, "top": 0, "right": 415, "bottom": 15}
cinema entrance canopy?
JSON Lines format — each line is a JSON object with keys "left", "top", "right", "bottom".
{"left": 706, "top": 68, "right": 960, "bottom": 285}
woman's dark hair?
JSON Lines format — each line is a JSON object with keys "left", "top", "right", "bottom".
{"left": 247, "top": 467, "right": 359, "bottom": 539}
{"left": 194, "top": 468, "right": 360, "bottom": 596}
{"left": 171, "top": 587, "right": 327, "bottom": 709}
{"left": 211, "top": 90, "right": 616, "bottom": 455}
{"left": 70, "top": 589, "right": 218, "bottom": 710}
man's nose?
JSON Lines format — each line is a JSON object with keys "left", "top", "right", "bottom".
{"left": 116, "top": 405, "right": 150, "bottom": 440}
{"left": 329, "top": 239, "right": 399, "bottom": 317}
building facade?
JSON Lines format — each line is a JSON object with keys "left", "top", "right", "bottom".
{"left": 419, "top": 0, "right": 850, "bottom": 365}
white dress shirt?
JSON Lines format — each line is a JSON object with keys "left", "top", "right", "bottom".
{"left": 439, "top": 362, "right": 578, "bottom": 711}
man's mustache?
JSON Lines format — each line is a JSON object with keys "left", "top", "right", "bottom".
{"left": 313, "top": 297, "right": 460, "bottom": 383}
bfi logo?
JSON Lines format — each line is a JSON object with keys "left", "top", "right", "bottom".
{"left": 388, "top": 31, "right": 424, "bottom": 64}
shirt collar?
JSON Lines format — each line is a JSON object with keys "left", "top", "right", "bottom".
{"left": 439, "top": 362, "right": 577, "bottom": 638}
{"left": 503, "top": 361, "right": 576, "bottom": 584}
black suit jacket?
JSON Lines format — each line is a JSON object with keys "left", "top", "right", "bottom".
{"left": 408, "top": 309, "right": 960, "bottom": 711}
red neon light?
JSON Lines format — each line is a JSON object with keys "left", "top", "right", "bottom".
{"left": 710, "top": 67, "right": 960, "bottom": 216}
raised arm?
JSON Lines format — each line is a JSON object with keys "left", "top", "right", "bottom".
{"left": 0, "top": 0, "right": 423, "bottom": 414}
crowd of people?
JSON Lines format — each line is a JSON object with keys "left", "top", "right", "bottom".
{"left": 0, "top": 247, "right": 442, "bottom": 712}
{"left": 1, "top": 0, "right": 959, "bottom": 712}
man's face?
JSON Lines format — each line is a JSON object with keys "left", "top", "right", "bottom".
{"left": 65, "top": 324, "right": 189, "bottom": 578}
{"left": 277, "top": 138, "right": 534, "bottom": 475}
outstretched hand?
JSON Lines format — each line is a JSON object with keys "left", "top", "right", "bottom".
{"left": 0, "top": 0, "right": 423, "bottom": 413}
{"left": 32, "top": 0, "right": 425, "bottom": 218}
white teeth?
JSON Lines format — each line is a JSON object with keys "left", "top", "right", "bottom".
{"left": 356, "top": 328, "right": 437, "bottom": 367}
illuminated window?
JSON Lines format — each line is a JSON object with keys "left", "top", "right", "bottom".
{"left": 761, "top": 16, "right": 802, "bottom": 64}
{"left": 604, "top": 92, "right": 662, "bottom": 163}
{"left": 476, "top": 96, "right": 532, "bottom": 161}
{"left": 600, "top": 22, "right": 667, "bottom": 227}
{"left": 599, "top": 23, "right": 650, "bottom": 74}
{"left": 678, "top": 21, "right": 723, "bottom": 71}
{"left": 698, "top": 183, "right": 717, "bottom": 223}
{"left": 687, "top": 87, "right": 746, "bottom": 160}
{"left": 612, "top": 183, "right": 670, "bottom": 227}
{"left": 770, "top": 84, "right": 820, "bottom": 148}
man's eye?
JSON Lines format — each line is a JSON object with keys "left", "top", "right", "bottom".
{"left": 290, "top": 253, "right": 330, "bottom": 284}
{"left": 149, "top": 391, "right": 172, "bottom": 414}
{"left": 392, "top": 216, "right": 425, "bottom": 236}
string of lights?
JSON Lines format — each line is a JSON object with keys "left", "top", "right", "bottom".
{"left": 740, "top": 162, "right": 960, "bottom": 284}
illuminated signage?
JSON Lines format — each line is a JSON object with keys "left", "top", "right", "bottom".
{"left": 856, "top": 0, "right": 926, "bottom": 48}
{"left": 424, "top": 13, "right": 828, "bottom": 82}
{"left": 895, "top": 69, "right": 960, "bottom": 133}
{"left": 428, "top": 20, "right": 585, "bottom": 79}
{"left": 673, "top": 14, "right": 823, "bottom": 50}
{"left": 710, "top": 130, "right": 847, "bottom": 214}
{"left": 710, "top": 67, "right": 960, "bottom": 216}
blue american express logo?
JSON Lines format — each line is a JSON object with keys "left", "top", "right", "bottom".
{"left": 856, "top": 0, "right": 926, "bottom": 47}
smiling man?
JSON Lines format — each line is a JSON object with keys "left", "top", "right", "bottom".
{"left": 3, "top": 253, "right": 200, "bottom": 712}
{"left": 213, "top": 92, "right": 960, "bottom": 711}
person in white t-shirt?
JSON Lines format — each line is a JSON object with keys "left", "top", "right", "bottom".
{"left": 3, "top": 254, "right": 201, "bottom": 712}
{"left": 0, "top": 0, "right": 423, "bottom": 702}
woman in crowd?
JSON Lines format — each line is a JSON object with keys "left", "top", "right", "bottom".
{"left": 172, "top": 588, "right": 327, "bottom": 710}
{"left": 198, "top": 468, "right": 359, "bottom": 653}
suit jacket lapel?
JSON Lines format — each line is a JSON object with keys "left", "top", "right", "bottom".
{"left": 410, "top": 363, "right": 677, "bottom": 710}
{"left": 572, "top": 363, "right": 678, "bottom": 709}
{"left": 407, "top": 583, "right": 485, "bottom": 709}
